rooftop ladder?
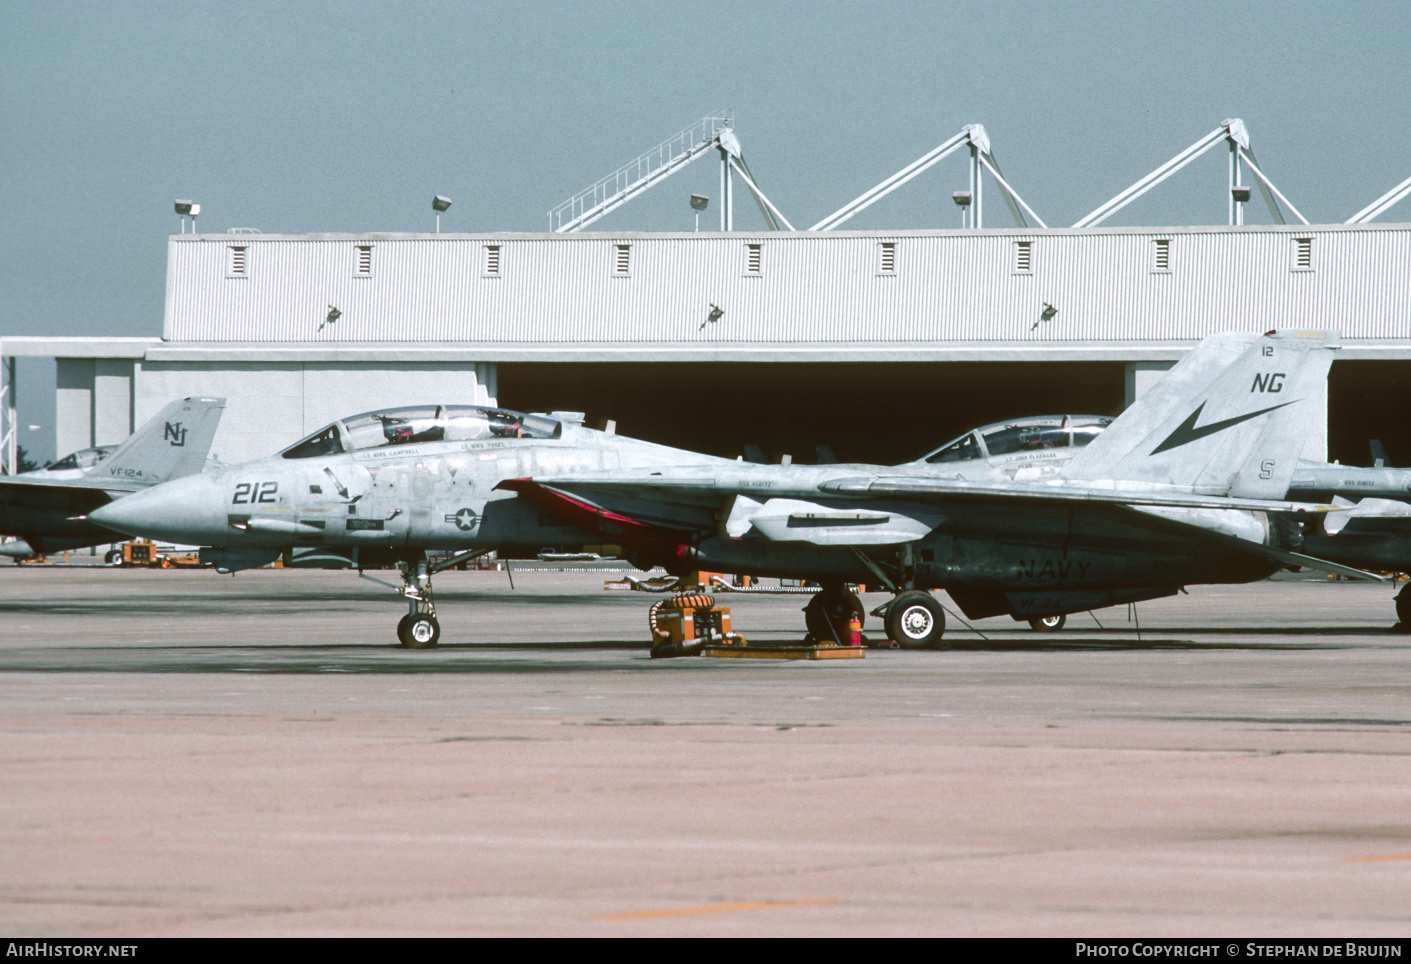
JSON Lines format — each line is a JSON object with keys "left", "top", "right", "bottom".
{"left": 549, "top": 113, "right": 733, "bottom": 233}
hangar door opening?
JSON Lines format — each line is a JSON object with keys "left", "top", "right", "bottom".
{"left": 1328, "top": 361, "right": 1411, "bottom": 468}
{"left": 498, "top": 362, "right": 1126, "bottom": 466}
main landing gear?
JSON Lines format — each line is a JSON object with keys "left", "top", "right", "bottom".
{"left": 882, "top": 590, "right": 946, "bottom": 649}
{"left": 803, "top": 584, "right": 948, "bottom": 649}
{"left": 802, "top": 584, "right": 865, "bottom": 645}
{"left": 1396, "top": 583, "right": 1411, "bottom": 634}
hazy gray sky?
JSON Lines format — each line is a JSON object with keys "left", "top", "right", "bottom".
{"left": 4, "top": 0, "right": 1409, "bottom": 457}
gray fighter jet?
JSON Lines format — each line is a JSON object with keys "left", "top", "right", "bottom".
{"left": 90, "top": 330, "right": 1370, "bottom": 648}
{"left": 88, "top": 405, "right": 724, "bottom": 644}
{"left": 0, "top": 397, "right": 225, "bottom": 558}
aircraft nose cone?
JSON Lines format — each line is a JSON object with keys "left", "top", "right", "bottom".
{"left": 88, "top": 474, "right": 227, "bottom": 544}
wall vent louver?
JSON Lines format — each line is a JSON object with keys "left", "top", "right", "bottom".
{"left": 1014, "top": 241, "right": 1033, "bottom": 273}
{"left": 1294, "top": 237, "right": 1313, "bottom": 270}
{"left": 1153, "top": 238, "right": 1170, "bottom": 272}
{"left": 879, "top": 242, "right": 896, "bottom": 273}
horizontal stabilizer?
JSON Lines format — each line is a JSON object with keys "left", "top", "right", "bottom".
{"left": 1323, "top": 497, "right": 1411, "bottom": 535}
{"left": 1123, "top": 503, "right": 1386, "bottom": 582}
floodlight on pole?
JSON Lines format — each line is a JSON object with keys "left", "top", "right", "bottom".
{"left": 690, "top": 193, "right": 709, "bottom": 231}
{"left": 174, "top": 199, "right": 200, "bottom": 234}
{"left": 952, "top": 190, "right": 972, "bottom": 228}
{"left": 1231, "top": 185, "right": 1251, "bottom": 226}
{"left": 432, "top": 195, "right": 452, "bottom": 232}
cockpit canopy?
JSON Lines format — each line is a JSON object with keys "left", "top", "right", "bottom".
{"left": 44, "top": 445, "right": 116, "bottom": 472}
{"left": 919, "top": 415, "right": 1113, "bottom": 464}
{"left": 281, "top": 405, "right": 561, "bottom": 460}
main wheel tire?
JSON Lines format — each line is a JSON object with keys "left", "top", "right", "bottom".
{"left": 104, "top": 549, "right": 122, "bottom": 566}
{"left": 885, "top": 591, "right": 946, "bottom": 649}
{"left": 1396, "top": 590, "right": 1411, "bottom": 633}
{"left": 1028, "top": 614, "right": 1067, "bottom": 633}
{"left": 402, "top": 614, "right": 440, "bottom": 648}
{"left": 803, "top": 588, "right": 864, "bottom": 644}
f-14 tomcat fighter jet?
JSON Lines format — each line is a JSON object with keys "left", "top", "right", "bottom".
{"left": 91, "top": 330, "right": 1367, "bottom": 648}
{"left": 88, "top": 405, "right": 728, "bottom": 645}
{"left": 0, "top": 397, "right": 225, "bottom": 558}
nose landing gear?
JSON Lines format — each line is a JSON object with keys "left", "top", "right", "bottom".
{"left": 361, "top": 549, "right": 491, "bottom": 647}
{"left": 396, "top": 557, "right": 440, "bottom": 648}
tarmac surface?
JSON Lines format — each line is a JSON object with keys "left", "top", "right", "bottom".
{"left": 1, "top": 564, "right": 1409, "bottom": 937}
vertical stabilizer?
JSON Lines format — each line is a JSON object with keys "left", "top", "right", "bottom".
{"left": 88, "top": 397, "right": 226, "bottom": 487}
{"left": 1060, "top": 331, "right": 1338, "bottom": 496}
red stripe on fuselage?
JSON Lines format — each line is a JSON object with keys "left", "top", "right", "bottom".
{"left": 495, "top": 479, "right": 694, "bottom": 556}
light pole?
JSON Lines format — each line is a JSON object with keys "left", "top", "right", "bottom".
{"left": 174, "top": 200, "right": 200, "bottom": 234}
{"left": 1231, "top": 185, "right": 1251, "bottom": 226}
{"left": 690, "top": 194, "right": 709, "bottom": 231}
{"left": 432, "top": 195, "right": 452, "bottom": 233}
{"left": 952, "top": 191, "right": 972, "bottom": 229}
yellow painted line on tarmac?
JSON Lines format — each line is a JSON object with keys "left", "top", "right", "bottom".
{"left": 1348, "top": 853, "right": 1411, "bottom": 863}
{"left": 598, "top": 898, "right": 837, "bottom": 921}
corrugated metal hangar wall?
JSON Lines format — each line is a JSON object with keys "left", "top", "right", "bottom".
{"left": 165, "top": 226, "right": 1409, "bottom": 344}
{"left": 15, "top": 223, "right": 1411, "bottom": 466}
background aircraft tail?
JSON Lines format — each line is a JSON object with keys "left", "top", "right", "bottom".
{"left": 87, "top": 397, "right": 226, "bottom": 487}
{"left": 1060, "top": 331, "right": 1338, "bottom": 498}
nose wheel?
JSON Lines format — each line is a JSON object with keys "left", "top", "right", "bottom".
{"left": 398, "top": 613, "right": 441, "bottom": 648}
{"left": 1028, "top": 614, "right": 1067, "bottom": 633}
